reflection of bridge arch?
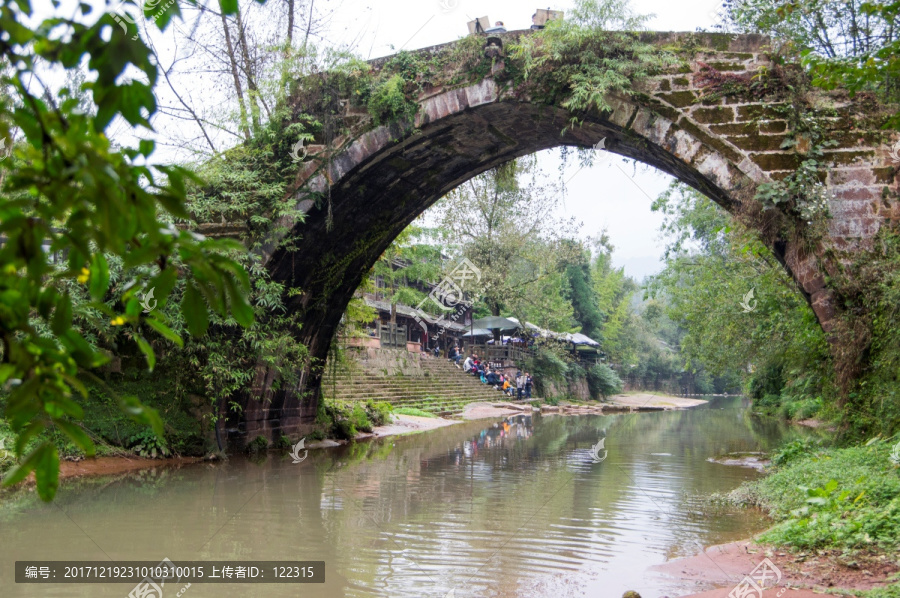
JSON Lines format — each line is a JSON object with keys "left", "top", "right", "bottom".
{"left": 230, "top": 31, "right": 899, "bottom": 444}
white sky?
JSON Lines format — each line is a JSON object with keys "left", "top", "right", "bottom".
{"left": 31, "top": 0, "right": 725, "bottom": 280}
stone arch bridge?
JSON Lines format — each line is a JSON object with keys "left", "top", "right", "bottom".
{"left": 224, "top": 31, "right": 899, "bottom": 445}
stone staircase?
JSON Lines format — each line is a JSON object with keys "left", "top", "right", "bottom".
{"left": 320, "top": 354, "right": 517, "bottom": 417}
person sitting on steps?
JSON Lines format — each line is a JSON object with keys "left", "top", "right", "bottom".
{"left": 463, "top": 355, "right": 474, "bottom": 373}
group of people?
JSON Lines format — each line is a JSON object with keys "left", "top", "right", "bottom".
{"left": 449, "top": 347, "right": 533, "bottom": 399}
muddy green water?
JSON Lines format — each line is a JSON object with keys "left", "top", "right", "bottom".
{"left": 1, "top": 397, "right": 816, "bottom": 598}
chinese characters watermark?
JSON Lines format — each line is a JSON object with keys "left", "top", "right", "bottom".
{"left": 412, "top": 258, "right": 482, "bottom": 335}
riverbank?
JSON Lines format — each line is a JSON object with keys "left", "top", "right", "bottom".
{"left": 653, "top": 539, "right": 897, "bottom": 597}
{"left": 26, "top": 403, "right": 525, "bottom": 483}
{"left": 607, "top": 392, "right": 708, "bottom": 409}
{"left": 21, "top": 396, "right": 705, "bottom": 482}
{"left": 654, "top": 437, "right": 900, "bottom": 598}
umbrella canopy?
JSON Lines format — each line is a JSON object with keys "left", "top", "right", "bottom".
{"left": 564, "top": 332, "right": 601, "bottom": 346}
{"left": 462, "top": 328, "right": 493, "bottom": 337}
{"left": 472, "top": 316, "right": 521, "bottom": 331}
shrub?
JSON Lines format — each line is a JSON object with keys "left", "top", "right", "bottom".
{"left": 586, "top": 363, "right": 624, "bottom": 399}
{"left": 526, "top": 346, "right": 569, "bottom": 397}
{"left": 332, "top": 419, "right": 358, "bottom": 441}
{"left": 736, "top": 441, "right": 900, "bottom": 551}
{"left": 365, "top": 400, "right": 393, "bottom": 426}
{"left": 246, "top": 435, "right": 269, "bottom": 455}
{"left": 367, "top": 74, "right": 418, "bottom": 125}
{"left": 128, "top": 429, "right": 171, "bottom": 459}
{"left": 350, "top": 403, "right": 372, "bottom": 433}
{"left": 771, "top": 439, "right": 819, "bottom": 467}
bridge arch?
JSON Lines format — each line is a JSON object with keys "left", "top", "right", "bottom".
{"left": 229, "top": 32, "right": 898, "bottom": 443}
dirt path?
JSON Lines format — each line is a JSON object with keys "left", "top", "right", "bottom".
{"left": 650, "top": 540, "right": 896, "bottom": 597}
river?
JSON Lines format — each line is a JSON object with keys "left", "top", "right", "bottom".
{"left": 0, "top": 397, "right": 816, "bottom": 597}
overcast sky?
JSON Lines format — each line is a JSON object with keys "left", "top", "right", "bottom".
{"left": 317, "top": 0, "right": 724, "bottom": 280}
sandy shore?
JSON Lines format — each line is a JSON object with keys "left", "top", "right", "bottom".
{"left": 650, "top": 540, "right": 896, "bottom": 597}
{"left": 607, "top": 392, "right": 709, "bottom": 409}
{"left": 370, "top": 402, "right": 528, "bottom": 437}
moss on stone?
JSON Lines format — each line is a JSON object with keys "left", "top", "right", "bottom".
{"left": 657, "top": 91, "right": 697, "bottom": 107}
{"left": 676, "top": 117, "right": 743, "bottom": 163}
{"left": 692, "top": 106, "right": 735, "bottom": 124}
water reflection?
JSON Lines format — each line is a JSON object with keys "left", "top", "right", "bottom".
{"left": 0, "top": 397, "right": 818, "bottom": 598}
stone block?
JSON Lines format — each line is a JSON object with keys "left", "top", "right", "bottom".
{"left": 692, "top": 106, "right": 735, "bottom": 124}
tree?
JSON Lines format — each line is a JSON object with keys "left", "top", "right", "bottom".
{"left": 647, "top": 181, "right": 830, "bottom": 404}
{"left": 431, "top": 157, "right": 580, "bottom": 335}
{"left": 564, "top": 240, "right": 605, "bottom": 341}
{"left": 371, "top": 226, "right": 442, "bottom": 326}
{"left": 0, "top": 0, "right": 257, "bottom": 500}
{"left": 726, "top": 0, "right": 900, "bottom": 127}
{"left": 590, "top": 233, "right": 639, "bottom": 365}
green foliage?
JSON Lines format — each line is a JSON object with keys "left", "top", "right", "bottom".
{"left": 587, "top": 363, "right": 624, "bottom": 399}
{"left": 591, "top": 233, "right": 638, "bottom": 365}
{"left": 648, "top": 181, "right": 831, "bottom": 410}
{"left": 565, "top": 248, "right": 605, "bottom": 340}
{"left": 0, "top": 0, "right": 253, "bottom": 500}
{"left": 393, "top": 407, "right": 436, "bottom": 418}
{"left": 316, "top": 400, "right": 393, "bottom": 439}
{"left": 508, "top": 0, "right": 678, "bottom": 128}
{"left": 737, "top": 440, "right": 900, "bottom": 550}
{"left": 365, "top": 400, "right": 393, "bottom": 427}
{"left": 247, "top": 435, "right": 270, "bottom": 455}
{"left": 432, "top": 156, "right": 581, "bottom": 326}
{"left": 726, "top": 0, "right": 900, "bottom": 128}
{"left": 859, "top": 583, "right": 900, "bottom": 598}
{"left": 370, "top": 225, "right": 442, "bottom": 323}
{"left": 754, "top": 139, "right": 837, "bottom": 246}
{"left": 127, "top": 429, "right": 170, "bottom": 459}
{"left": 771, "top": 438, "right": 820, "bottom": 466}
{"left": 527, "top": 346, "right": 570, "bottom": 395}
{"left": 367, "top": 74, "right": 419, "bottom": 125}
{"left": 350, "top": 403, "right": 372, "bottom": 433}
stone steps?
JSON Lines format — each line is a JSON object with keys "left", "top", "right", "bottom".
{"left": 321, "top": 356, "right": 530, "bottom": 415}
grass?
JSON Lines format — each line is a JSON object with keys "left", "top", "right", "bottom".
{"left": 393, "top": 407, "right": 437, "bottom": 418}
{"left": 859, "top": 584, "right": 900, "bottom": 598}
{"left": 728, "top": 438, "right": 900, "bottom": 552}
